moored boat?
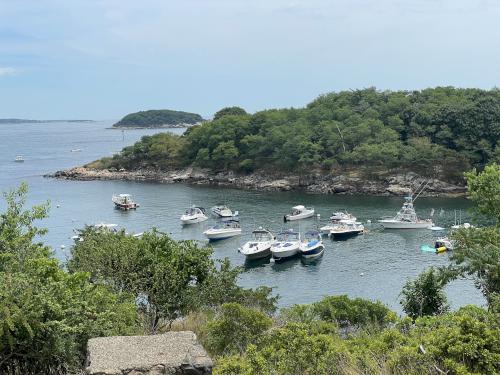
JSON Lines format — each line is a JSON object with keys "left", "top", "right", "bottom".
{"left": 330, "top": 210, "right": 356, "bottom": 222}
{"left": 329, "top": 221, "right": 364, "bottom": 239}
{"left": 378, "top": 195, "right": 433, "bottom": 229}
{"left": 271, "top": 229, "right": 301, "bottom": 261}
{"left": 435, "top": 237, "right": 454, "bottom": 253}
{"left": 112, "top": 194, "right": 139, "bottom": 210}
{"left": 203, "top": 219, "right": 242, "bottom": 241}
{"left": 211, "top": 205, "right": 238, "bottom": 218}
{"left": 299, "top": 230, "right": 324, "bottom": 259}
{"left": 14, "top": 155, "right": 24, "bottom": 162}
{"left": 284, "top": 205, "right": 315, "bottom": 222}
{"left": 180, "top": 206, "right": 208, "bottom": 224}
{"left": 239, "top": 228, "right": 275, "bottom": 260}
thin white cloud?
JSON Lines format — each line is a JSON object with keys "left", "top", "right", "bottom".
{"left": 0, "top": 67, "right": 16, "bottom": 76}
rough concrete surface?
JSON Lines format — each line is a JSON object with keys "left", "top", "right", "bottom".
{"left": 86, "top": 331, "right": 212, "bottom": 375}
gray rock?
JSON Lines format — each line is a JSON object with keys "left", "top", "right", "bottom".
{"left": 86, "top": 331, "right": 212, "bottom": 375}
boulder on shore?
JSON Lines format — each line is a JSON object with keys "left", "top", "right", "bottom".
{"left": 86, "top": 331, "right": 213, "bottom": 375}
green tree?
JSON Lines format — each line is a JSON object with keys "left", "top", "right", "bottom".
{"left": 400, "top": 267, "right": 449, "bottom": 320}
{"left": 68, "top": 229, "right": 276, "bottom": 333}
{"left": 0, "top": 185, "right": 137, "bottom": 374}
{"left": 213, "top": 106, "right": 248, "bottom": 120}
{"left": 464, "top": 163, "right": 500, "bottom": 224}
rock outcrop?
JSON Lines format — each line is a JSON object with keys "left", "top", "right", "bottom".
{"left": 49, "top": 167, "right": 466, "bottom": 197}
{"left": 85, "top": 331, "right": 212, "bottom": 375}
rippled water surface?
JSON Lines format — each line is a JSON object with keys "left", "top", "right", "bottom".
{"left": 0, "top": 121, "right": 484, "bottom": 312}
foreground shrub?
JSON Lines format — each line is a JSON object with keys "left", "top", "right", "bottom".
{"left": 204, "top": 303, "right": 272, "bottom": 356}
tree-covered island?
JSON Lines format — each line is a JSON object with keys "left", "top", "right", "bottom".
{"left": 112, "top": 109, "right": 203, "bottom": 128}
{"left": 91, "top": 87, "right": 499, "bottom": 187}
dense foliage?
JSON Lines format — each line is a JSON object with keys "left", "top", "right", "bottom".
{"left": 68, "top": 228, "right": 277, "bottom": 333}
{"left": 113, "top": 109, "right": 203, "bottom": 127}
{"left": 98, "top": 87, "right": 500, "bottom": 182}
{"left": 211, "top": 302, "right": 500, "bottom": 375}
{"left": 440, "top": 163, "right": 500, "bottom": 309}
{"left": 0, "top": 184, "right": 138, "bottom": 374}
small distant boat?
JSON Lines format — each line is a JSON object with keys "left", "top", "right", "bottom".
{"left": 378, "top": 195, "right": 433, "bottom": 229}
{"left": 70, "top": 148, "right": 82, "bottom": 152}
{"left": 239, "top": 228, "right": 275, "bottom": 260}
{"left": 329, "top": 220, "right": 364, "bottom": 239}
{"left": 299, "top": 230, "right": 324, "bottom": 259}
{"left": 203, "top": 219, "right": 242, "bottom": 241}
{"left": 330, "top": 210, "right": 356, "bottom": 222}
{"left": 211, "top": 205, "right": 238, "bottom": 218}
{"left": 271, "top": 229, "right": 301, "bottom": 261}
{"left": 112, "top": 194, "right": 139, "bottom": 210}
{"left": 14, "top": 155, "right": 24, "bottom": 162}
{"left": 284, "top": 205, "right": 315, "bottom": 222}
{"left": 180, "top": 206, "right": 208, "bottom": 225}
{"left": 451, "top": 210, "right": 473, "bottom": 230}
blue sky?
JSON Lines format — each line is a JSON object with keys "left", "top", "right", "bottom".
{"left": 0, "top": 0, "right": 499, "bottom": 120}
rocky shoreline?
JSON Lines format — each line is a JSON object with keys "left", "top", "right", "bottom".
{"left": 48, "top": 167, "right": 467, "bottom": 197}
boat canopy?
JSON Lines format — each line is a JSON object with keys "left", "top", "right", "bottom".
{"left": 292, "top": 205, "right": 305, "bottom": 210}
{"left": 118, "top": 194, "right": 131, "bottom": 198}
{"left": 305, "top": 230, "right": 320, "bottom": 237}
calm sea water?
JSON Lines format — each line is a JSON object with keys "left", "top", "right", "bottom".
{"left": 0, "top": 121, "right": 484, "bottom": 312}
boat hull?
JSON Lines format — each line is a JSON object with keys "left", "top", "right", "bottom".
{"left": 114, "top": 203, "right": 138, "bottom": 210}
{"left": 204, "top": 229, "right": 241, "bottom": 241}
{"left": 300, "top": 243, "right": 324, "bottom": 258}
{"left": 240, "top": 245, "right": 272, "bottom": 260}
{"left": 285, "top": 212, "right": 314, "bottom": 221}
{"left": 271, "top": 243, "right": 300, "bottom": 261}
{"left": 331, "top": 230, "right": 363, "bottom": 239}
{"left": 180, "top": 215, "right": 207, "bottom": 224}
{"left": 378, "top": 220, "right": 432, "bottom": 229}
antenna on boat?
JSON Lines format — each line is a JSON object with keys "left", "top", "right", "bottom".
{"left": 413, "top": 180, "right": 430, "bottom": 202}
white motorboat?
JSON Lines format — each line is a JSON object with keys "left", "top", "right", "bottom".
{"left": 284, "top": 205, "right": 315, "bottom": 222}
{"left": 180, "top": 206, "right": 208, "bottom": 224}
{"left": 112, "top": 194, "right": 139, "bottom": 210}
{"left": 299, "top": 230, "right": 324, "bottom": 259}
{"left": 271, "top": 229, "right": 301, "bottom": 261}
{"left": 320, "top": 217, "right": 358, "bottom": 235}
{"left": 92, "top": 222, "right": 118, "bottom": 231}
{"left": 378, "top": 195, "right": 433, "bottom": 229}
{"left": 239, "top": 228, "right": 275, "bottom": 260}
{"left": 14, "top": 155, "right": 24, "bottom": 162}
{"left": 203, "top": 220, "right": 242, "bottom": 241}
{"left": 211, "top": 205, "right": 238, "bottom": 218}
{"left": 70, "top": 148, "right": 82, "bottom": 152}
{"left": 329, "top": 220, "right": 364, "bottom": 239}
{"left": 330, "top": 210, "right": 357, "bottom": 222}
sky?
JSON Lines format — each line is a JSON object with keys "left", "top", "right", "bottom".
{"left": 0, "top": 0, "right": 499, "bottom": 120}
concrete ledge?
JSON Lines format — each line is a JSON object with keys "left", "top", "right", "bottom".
{"left": 86, "top": 331, "right": 212, "bottom": 375}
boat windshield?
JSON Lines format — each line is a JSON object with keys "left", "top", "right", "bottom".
{"left": 253, "top": 231, "right": 272, "bottom": 241}
{"left": 276, "top": 230, "right": 299, "bottom": 241}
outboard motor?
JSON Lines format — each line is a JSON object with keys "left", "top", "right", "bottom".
{"left": 283, "top": 215, "right": 287, "bottom": 223}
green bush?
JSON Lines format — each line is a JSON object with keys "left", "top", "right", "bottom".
{"left": 204, "top": 303, "right": 272, "bottom": 356}
{"left": 312, "top": 295, "right": 396, "bottom": 330}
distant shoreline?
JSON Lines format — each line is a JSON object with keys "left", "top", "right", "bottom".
{"left": 0, "top": 119, "right": 94, "bottom": 124}
{"left": 47, "top": 166, "right": 467, "bottom": 197}
{"left": 108, "top": 124, "right": 194, "bottom": 130}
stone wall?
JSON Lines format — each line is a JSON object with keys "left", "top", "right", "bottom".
{"left": 85, "top": 331, "right": 212, "bottom": 375}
